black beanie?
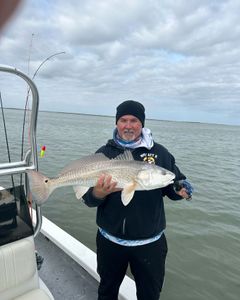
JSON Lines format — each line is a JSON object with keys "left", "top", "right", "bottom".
{"left": 116, "top": 100, "right": 145, "bottom": 127}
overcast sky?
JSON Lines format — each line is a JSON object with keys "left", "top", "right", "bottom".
{"left": 1, "top": 0, "right": 240, "bottom": 125}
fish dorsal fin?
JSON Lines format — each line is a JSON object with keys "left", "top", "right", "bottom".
{"left": 59, "top": 153, "right": 109, "bottom": 175}
{"left": 73, "top": 185, "right": 89, "bottom": 200}
{"left": 114, "top": 150, "right": 134, "bottom": 161}
{"left": 121, "top": 181, "right": 137, "bottom": 206}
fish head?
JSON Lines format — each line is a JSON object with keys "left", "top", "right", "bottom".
{"left": 136, "top": 165, "right": 175, "bottom": 190}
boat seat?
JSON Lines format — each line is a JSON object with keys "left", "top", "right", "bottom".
{"left": 13, "top": 288, "right": 50, "bottom": 300}
{"left": 0, "top": 236, "right": 52, "bottom": 300}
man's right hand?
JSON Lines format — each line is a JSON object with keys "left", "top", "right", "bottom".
{"left": 92, "top": 174, "right": 122, "bottom": 199}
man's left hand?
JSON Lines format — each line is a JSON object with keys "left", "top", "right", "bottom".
{"left": 175, "top": 188, "right": 192, "bottom": 200}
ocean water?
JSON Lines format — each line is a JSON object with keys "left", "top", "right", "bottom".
{"left": 1, "top": 109, "right": 239, "bottom": 300}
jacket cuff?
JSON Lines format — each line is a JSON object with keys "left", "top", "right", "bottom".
{"left": 82, "top": 187, "right": 105, "bottom": 207}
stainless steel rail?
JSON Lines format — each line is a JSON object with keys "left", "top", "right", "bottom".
{"left": 0, "top": 65, "right": 42, "bottom": 236}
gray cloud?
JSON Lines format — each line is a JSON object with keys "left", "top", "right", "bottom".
{"left": 1, "top": 0, "right": 240, "bottom": 125}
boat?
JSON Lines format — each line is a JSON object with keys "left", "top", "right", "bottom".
{"left": 0, "top": 65, "right": 137, "bottom": 300}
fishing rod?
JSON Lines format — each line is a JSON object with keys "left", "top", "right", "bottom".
{"left": 21, "top": 50, "right": 66, "bottom": 161}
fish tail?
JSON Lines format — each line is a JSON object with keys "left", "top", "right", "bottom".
{"left": 27, "top": 170, "right": 54, "bottom": 205}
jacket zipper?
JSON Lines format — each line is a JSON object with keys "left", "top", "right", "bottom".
{"left": 122, "top": 218, "right": 126, "bottom": 235}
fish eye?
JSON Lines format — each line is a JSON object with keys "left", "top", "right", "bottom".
{"left": 45, "top": 180, "right": 48, "bottom": 183}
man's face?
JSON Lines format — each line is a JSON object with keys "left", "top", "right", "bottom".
{"left": 116, "top": 115, "right": 142, "bottom": 141}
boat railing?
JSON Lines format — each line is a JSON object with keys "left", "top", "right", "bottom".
{"left": 0, "top": 65, "right": 42, "bottom": 236}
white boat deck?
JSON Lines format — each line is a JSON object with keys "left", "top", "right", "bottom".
{"left": 35, "top": 233, "right": 98, "bottom": 300}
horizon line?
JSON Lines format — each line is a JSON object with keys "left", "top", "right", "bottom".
{"left": 3, "top": 106, "right": 239, "bottom": 127}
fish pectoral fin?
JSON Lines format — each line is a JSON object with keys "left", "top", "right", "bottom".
{"left": 73, "top": 186, "right": 89, "bottom": 200}
{"left": 121, "top": 182, "right": 137, "bottom": 206}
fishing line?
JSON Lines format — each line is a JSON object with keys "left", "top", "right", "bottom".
{"left": 27, "top": 33, "right": 34, "bottom": 77}
{"left": 20, "top": 33, "right": 34, "bottom": 186}
{"left": 0, "top": 92, "right": 16, "bottom": 196}
{"left": 21, "top": 33, "right": 35, "bottom": 162}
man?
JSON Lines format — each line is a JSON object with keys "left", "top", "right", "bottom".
{"left": 83, "top": 100, "right": 193, "bottom": 300}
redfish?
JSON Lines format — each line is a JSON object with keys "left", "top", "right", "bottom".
{"left": 27, "top": 151, "right": 175, "bottom": 206}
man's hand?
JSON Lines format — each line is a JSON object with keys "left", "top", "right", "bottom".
{"left": 175, "top": 188, "right": 191, "bottom": 200}
{"left": 92, "top": 174, "right": 122, "bottom": 199}
{"left": 174, "top": 179, "right": 193, "bottom": 200}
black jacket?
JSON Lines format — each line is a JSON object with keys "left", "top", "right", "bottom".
{"left": 82, "top": 139, "right": 186, "bottom": 240}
